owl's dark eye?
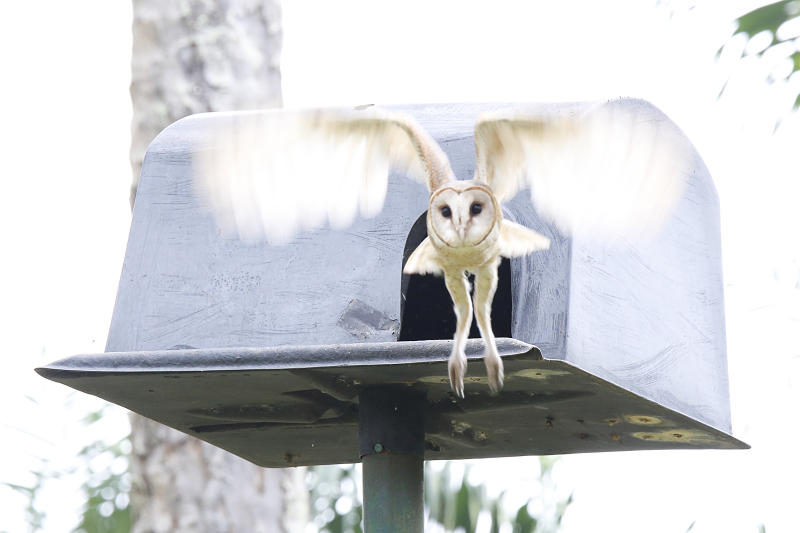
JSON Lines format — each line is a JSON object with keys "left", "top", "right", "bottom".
{"left": 470, "top": 202, "right": 483, "bottom": 216}
{"left": 440, "top": 205, "right": 452, "bottom": 218}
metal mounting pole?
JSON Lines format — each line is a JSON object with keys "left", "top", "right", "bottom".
{"left": 359, "top": 387, "right": 426, "bottom": 533}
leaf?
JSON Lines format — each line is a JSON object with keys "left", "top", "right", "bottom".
{"left": 489, "top": 495, "right": 503, "bottom": 533}
{"left": 424, "top": 460, "right": 573, "bottom": 533}
{"left": 80, "top": 408, "right": 106, "bottom": 425}
{"left": 424, "top": 463, "right": 445, "bottom": 525}
{"left": 719, "top": 1, "right": 800, "bottom": 113}
{"left": 455, "top": 482, "right": 472, "bottom": 531}
{"left": 734, "top": 1, "right": 793, "bottom": 39}
{"left": 555, "top": 492, "right": 574, "bottom": 526}
{"left": 512, "top": 503, "right": 537, "bottom": 533}
{"left": 2, "top": 482, "right": 36, "bottom": 495}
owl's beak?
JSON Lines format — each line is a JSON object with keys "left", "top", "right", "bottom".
{"left": 457, "top": 227, "right": 467, "bottom": 242}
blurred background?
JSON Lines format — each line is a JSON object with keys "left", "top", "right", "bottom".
{"left": 1, "top": 1, "right": 798, "bottom": 532}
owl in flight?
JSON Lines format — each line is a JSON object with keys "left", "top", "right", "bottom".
{"left": 196, "top": 99, "right": 692, "bottom": 398}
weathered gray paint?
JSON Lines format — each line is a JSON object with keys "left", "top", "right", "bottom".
{"left": 503, "top": 102, "right": 730, "bottom": 431}
{"left": 37, "top": 339, "right": 746, "bottom": 467}
{"left": 95, "top": 100, "right": 735, "bottom": 453}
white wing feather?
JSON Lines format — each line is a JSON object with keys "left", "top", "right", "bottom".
{"left": 402, "top": 237, "right": 443, "bottom": 275}
{"left": 497, "top": 220, "right": 551, "bottom": 258}
{"left": 475, "top": 99, "right": 695, "bottom": 239}
{"left": 195, "top": 108, "right": 454, "bottom": 244}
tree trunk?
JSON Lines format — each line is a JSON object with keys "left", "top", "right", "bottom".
{"left": 129, "top": 2, "right": 305, "bottom": 532}
{"left": 130, "top": 0, "right": 282, "bottom": 206}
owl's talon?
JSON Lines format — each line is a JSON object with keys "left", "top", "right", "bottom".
{"left": 485, "top": 353, "right": 504, "bottom": 395}
{"left": 448, "top": 354, "right": 467, "bottom": 398}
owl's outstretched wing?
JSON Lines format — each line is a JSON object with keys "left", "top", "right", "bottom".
{"left": 474, "top": 99, "right": 695, "bottom": 239}
{"left": 195, "top": 107, "right": 454, "bottom": 244}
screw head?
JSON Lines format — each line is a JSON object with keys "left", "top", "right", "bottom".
{"left": 373, "top": 442, "right": 384, "bottom": 453}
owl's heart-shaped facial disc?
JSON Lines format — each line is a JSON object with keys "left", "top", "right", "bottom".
{"left": 429, "top": 184, "right": 497, "bottom": 247}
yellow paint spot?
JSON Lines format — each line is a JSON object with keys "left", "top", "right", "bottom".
{"left": 623, "top": 415, "right": 663, "bottom": 425}
{"left": 605, "top": 417, "right": 620, "bottom": 426}
{"left": 513, "top": 368, "right": 571, "bottom": 380}
{"left": 631, "top": 429, "right": 720, "bottom": 445}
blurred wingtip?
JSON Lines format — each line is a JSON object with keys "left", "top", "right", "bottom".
{"left": 191, "top": 107, "right": 439, "bottom": 246}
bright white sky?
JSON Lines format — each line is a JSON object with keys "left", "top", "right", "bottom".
{"left": 2, "top": 1, "right": 799, "bottom": 532}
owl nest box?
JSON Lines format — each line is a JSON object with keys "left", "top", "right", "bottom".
{"left": 38, "top": 100, "right": 746, "bottom": 468}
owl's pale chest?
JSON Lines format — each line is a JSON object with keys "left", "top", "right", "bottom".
{"left": 426, "top": 217, "right": 501, "bottom": 273}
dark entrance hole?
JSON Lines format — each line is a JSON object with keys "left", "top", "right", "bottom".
{"left": 398, "top": 212, "right": 512, "bottom": 341}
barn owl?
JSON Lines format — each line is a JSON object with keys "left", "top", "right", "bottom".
{"left": 196, "top": 100, "right": 692, "bottom": 398}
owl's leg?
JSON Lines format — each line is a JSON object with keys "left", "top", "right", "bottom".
{"left": 474, "top": 261, "right": 503, "bottom": 394}
{"left": 444, "top": 271, "right": 472, "bottom": 398}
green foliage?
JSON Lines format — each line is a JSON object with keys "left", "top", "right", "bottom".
{"left": 72, "top": 431, "right": 132, "bottom": 533}
{"left": 425, "top": 459, "right": 571, "bottom": 533}
{"left": 308, "top": 465, "right": 363, "bottom": 533}
{"left": 723, "top": 1, "right": 800, "bottom": 109}
{"left": 310, "top": 458, "right": 572, "bottom": 533}
{"left": 3, "top": 470, "right": 52, "bottom": 532}
{"left": 734, "top": 1, "right": 796, "bottom": 38}
{"left": 511, "top": 504, "right": 537, "bottom": 533}
{"left": 3, "top": 400, "right": 131, "bottom": 533}
{"left": 425, "top": 462, "right": 488, "bottom": 532}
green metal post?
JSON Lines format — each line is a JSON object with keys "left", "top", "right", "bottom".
{"left": 359, "top": 387, "right": 425, "bottom": 533}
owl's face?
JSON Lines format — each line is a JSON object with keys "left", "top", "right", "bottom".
{"left": 428, "top": 182, "right": 498, "bottom": 247}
